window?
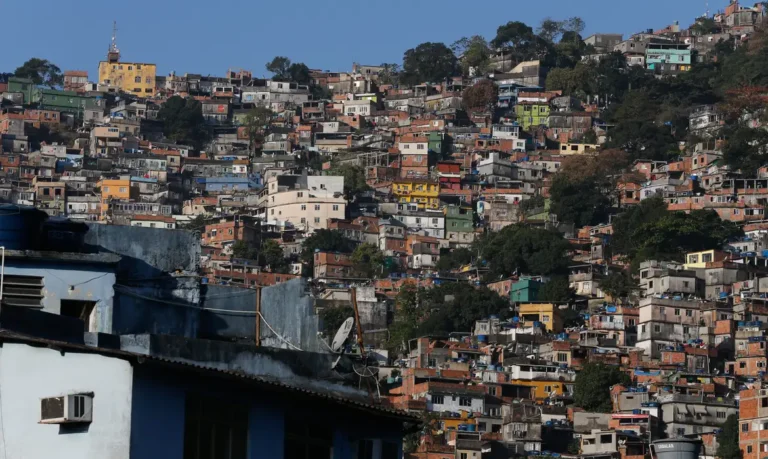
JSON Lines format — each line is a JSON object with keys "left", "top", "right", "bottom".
{"left": 314, "top": 217, "right": 320, "bottom": 224}
{"left": 649, "top": 281, "right": 654, "bottom": 289}
{"left": 134, "top": 76, "right": 141, "bottom": 83}
{"left": 557, "top": 352, "right": 568, "bottom": 362}
{"left": 740, "top": 361, "right": 747, "bottom": 369}
{"left": 183, "top": 395, "right": 247, "bottom": 459}
{"left": 431, "top": 218, "right": 438, "bottom": 225}
{"left": 717, "top": 411, "right": 726, "bottom": 419}
{"left": 542, "top": 315, "right": 550, "bottom": 323}
{"left": 301, "top": 205, "right": 306, "bottom": 211}
{"left": 284, "top": 417, "right": 332, "bottom": 459}
{"left": 702, "top": 253, "right": 712, "bottom": 262}
{"left": 459, "top": 397, "right": 472, "bottom": 407}
{"left": 332, "top": 205, "right": 339, "bottom": 211}
{"left": 675, "top": 309, "right": 681, "bottom": 316}
{"left": 119, "top": 187, "right": 127, "bottom": 193}
{"left": 748, "top": 446, "right": 754, "bottom": 454}
{"left": 431, "top": 394, "right": 444, "bottom": 405}
{"left": 297, "top": 192, "right": 303, "bottom": 198}
{"left": 146, "top": 76, "right": 152, "bottom": 84}
{"left": 600, "top": 434, "right": 613, "bottom": 444}
{"left": 654, "top": 325, "right": 661, "bottom": 333}
{"left": 314, "top": 205, "right": 320, "bottom": 211}
{"left": 544, "top": 385, "right": 553, "bottom": 393}
{"left": 686, "top": 310, "right": 693, "bottom": 317}
{"left": 460, "top": 454, "right": 469, "bottom": 459}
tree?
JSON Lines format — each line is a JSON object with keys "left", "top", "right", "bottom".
{"left": 462, "top": 79, "right": 498, "bottom": 111}
{"left": 351, "top": 243, "right": 384, "bottom": 279}
{"left": 452, "top": 36, "right": 492, "bottom": 76}
{"left": 232, "top": 240, "right": 259, "bottom": 260}
{"left": 722, "top": 125, "right": 768, "bottom": 175}
{"left": 300, "top": 229, "right": 355, "bottom": 267}
{"left": 243, "top": 106, "right": 273, "bottom": 155}
{"left": 319, "top": 306, "right": 355, "bottom": 337}
{"left": 549, "top": 173, "right": 612, "bottom": 227}
{"left": 288, "top": 63, "right": 311, "bottom": 85}
{"left": 185, "top": 215, "right": 208, "bottom": 233}
{"left": 610, "top": 196, "right": 670, "bottom": 257}
{"left": 538, "top": 276, "right": 574, "bottom": 302}
{"left": 401, "top": 42, "right": 458, "bottom": 86}
{"left": 157, "top": 96, "right": 209, "bottom": 149}
{"left": 716, "top": 415, "right": 742, "bottom": 459}
{"left": 387, "top": 285, "right": 422, "bottom": 355}
{"left": 330, "top": 164, "right": 370, "bottom": 198}
{"left": 377, "top": 63, "right": 401, "bottom": 85}
{"left": 573, "top": 363, "right": 630, "bottom": 412}
{"left": 491, "top": 21, "right": 550, "bottom": 65}
{"left": 14, "top": 58, "right": 62, "bottom": 88}
{"left": 266, "top": 56, "right": 292, "bottom": 80}
{"left": 260, "top": 239, "right": 289, "bottom": 273}
{"left": 546, "top": 63, "right": 597, "bottom": 95}
{"left": 605, "top": 90, "right": 677, "bottom": 160}
{"left": 629, "top": 210, "right": 743, "bottom": 266}
{"left": 436, "top": 247, "right": 474, "bottom": 272}
{"left": 599, "top": 270, "right": 637, "bottom": 301}
{"left": 478, "top": 225, "right": 571, "bottom": 277}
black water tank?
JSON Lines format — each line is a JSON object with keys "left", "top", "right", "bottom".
{"left": 40, "top": 217, "right": 89, "bottom": 252}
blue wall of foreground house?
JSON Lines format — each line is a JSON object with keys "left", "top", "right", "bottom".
{"left": 129, "top": 366, "right": 403, "bottom": 459}
{"left": 4, "top": 260, "right": 116, "bottom": 333}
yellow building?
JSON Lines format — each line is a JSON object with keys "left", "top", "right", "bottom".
{"left": 97, "top": 28, "right": 156, "bottom": 97}
{"left": 510, "top": 379, "right": 567, "bottom": 401}
{"left": 684, "top": 250, "right": 725, "bottom": 269}
{"left": 392, "top": 179, "right": 439, "bottom": 210}
{"left": 99, "top": 178, "right": 132, "bottom": 219}
{"left": 517, "top": 303, "right": 564, "bottom": 332}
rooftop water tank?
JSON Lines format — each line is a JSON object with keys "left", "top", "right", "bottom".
{"left": 0, "top": 204, "right": 47, "bottom": 250}
{"left": 652, "top": 439, "right": 701, "bottom": 459}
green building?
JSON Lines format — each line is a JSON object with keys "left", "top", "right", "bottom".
{"left": 428, "top": 131, "right": 448, "bottom": 156}
{"left": 511, "top": 279, "right": 542, "bottom": 303}
{"left": 6, "top": 77, "right": 37, "bottom": 105}
{"left": 38, "top": 89, "right": 103, "bottom": 118}
{"left": 445, "top": 204, "right": 474, "bottom": 244}
{"left": 514, "top": 102, "right": 550, "bottom": 130}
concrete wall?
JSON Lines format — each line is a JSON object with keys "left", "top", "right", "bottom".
{"left": 4, "top": 259, "right": 116, "bottom": 334}
{"left": 260, "top": 278, "right": 324, "bottom": 353}
{"left": 0, "top": 343, "right": 133, "bottom": 459}
{"left": 85, "top": 224, "right": 200, "bottom": 278}
{"left": 113, "top": 277, "right": 201, "bottom": 337}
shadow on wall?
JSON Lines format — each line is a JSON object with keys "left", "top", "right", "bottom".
{"left": 85, "top": 224, "right": 202, "bottom": 337}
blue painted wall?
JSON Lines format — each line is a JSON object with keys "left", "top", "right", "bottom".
{"left": 129, "top": 365, "right": 404, "bottom": 459}
{"left": 3, "top": 260, "right": 116, "bottom": 333}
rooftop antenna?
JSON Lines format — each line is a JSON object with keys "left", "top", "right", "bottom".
{"left": 107, "top": 21, "right": 120, "bottom": 63}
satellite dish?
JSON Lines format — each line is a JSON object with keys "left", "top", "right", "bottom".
{"left": 331, "top": 317, "right": 355, "bottom": 352}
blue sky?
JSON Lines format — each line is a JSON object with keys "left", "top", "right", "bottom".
{"left": 4, "top": 0, "right": 718, "bottom": 78}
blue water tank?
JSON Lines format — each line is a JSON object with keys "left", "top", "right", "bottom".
{"left": 477, "top": 335, "right": 488, "bottom": 343}
{"left": 467, "top": 424, "right": 476, "bottom": 432}
{"left": 0, "top": 205, "right": 47, "bottom": 250}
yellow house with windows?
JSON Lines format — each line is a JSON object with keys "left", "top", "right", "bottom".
{"left": 97, "top": 33, "right": 156, "bottom": 97}
{"left": 684, "top": 250, "right": 726, "bottom": 269}
{"left": 99, "top": 178, "right": 132, "bottom": 220}
{"left": 392, "top": 179, "right": 439, "bottom": 210}
{"left": 510, "top": 379, "right": 566, "bottom": 401}
{"left": 98, "top": 61, "right": 156, "bottom": 97}
{"left": 516, "top": 303, "right": 564, "bottom": 332}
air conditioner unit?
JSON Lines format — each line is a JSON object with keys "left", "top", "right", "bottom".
{"left": 40, "top": 394, "right": 93, "bottom": 424}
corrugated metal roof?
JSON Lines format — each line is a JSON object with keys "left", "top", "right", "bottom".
{"left": 0, "top": 330, "right": 420, "bottom": 423}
